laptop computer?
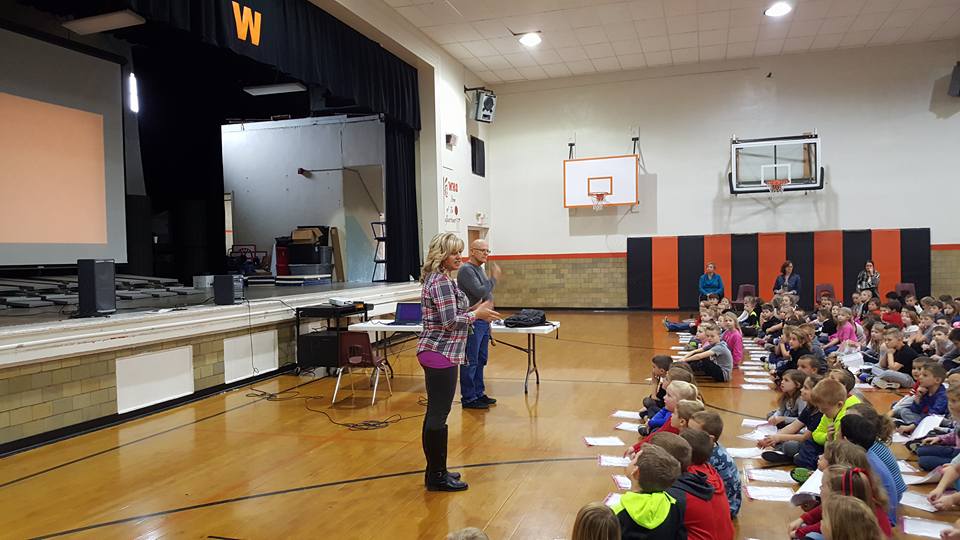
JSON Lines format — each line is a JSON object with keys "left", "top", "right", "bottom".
{"left": 388, "top": 302, "right": 422, "bottom": 325}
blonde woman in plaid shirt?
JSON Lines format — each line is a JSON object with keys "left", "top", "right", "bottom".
{"left": 418, "top": 233, "right": 500, "bottom": 492}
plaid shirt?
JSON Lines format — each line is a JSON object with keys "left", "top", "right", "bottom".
{"left": 417, "top": 272, "right": 476, "bottom": 365}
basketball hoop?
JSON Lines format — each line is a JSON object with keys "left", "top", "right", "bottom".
{"left": 764, "top": 179, "right": 790, "bottom": 193}
{"left": 590, "top": 193, "right": 607, "bottom": 211}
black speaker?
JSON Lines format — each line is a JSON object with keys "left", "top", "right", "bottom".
{"left": 949, "top": 62, "right": 960, "bottom": 97}
{"left": 470, "top": 136, "right": 485, "bottom": 177}
{"left": 297, "top": 331, "right": 339, "bottom": 370}
{"left": 78, "top": 259, "right": 116, "bottom": 317}
{"left": 214, "top": 275, "right": 243, "bottom": 305}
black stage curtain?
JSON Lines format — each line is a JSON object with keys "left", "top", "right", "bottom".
{"left": 385, "top": 122, "right": 420, "bottom": 282}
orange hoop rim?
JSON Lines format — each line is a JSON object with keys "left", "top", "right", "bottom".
{"left": 764, "top": 179, "right": 789, "bottom": 192}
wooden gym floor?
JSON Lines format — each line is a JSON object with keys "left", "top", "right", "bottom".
{"left": 0, "top": 312, "right": 955, "bottom": 539}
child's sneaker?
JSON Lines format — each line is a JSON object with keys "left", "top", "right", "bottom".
{"left": 761, "top": 450, "right": 792, "bottom": 464}
{"left": 858, "top": 372, "right": 873, "bottom": 383}
{"left": 790, "top": 467, "right": 813, "bottom": 483}
{"left": 871, "top": 378, "right": 899, "bottom": 390}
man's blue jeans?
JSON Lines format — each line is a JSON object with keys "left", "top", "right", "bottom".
{"left": 460, "top": 319, "right": 490, "bottom": 404}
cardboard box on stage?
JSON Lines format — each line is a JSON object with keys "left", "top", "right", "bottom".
{"left": 290, "top": 226, "right": 329, "bottom": 245}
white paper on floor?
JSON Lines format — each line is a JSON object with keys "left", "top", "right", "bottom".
{"left": 725, "top": 447, "right": 765, "bottom": 459}
{"left": 604, "top": 492, "right": 622, "bottom": 508}
{"left": 743, "top": 372, "right": 769, "bottom": 378}
{"left": 854, "top": 383, "right": 873, "bottom": 389}
{"left": 903, "top": 468, "right": 943, "bottom": 485}
{"left": 913, "top": 415, "right": 946, "bottom": 440}
{"left": 741, "top": 362, "right": 764, "bottom": 367}
{"left": 898, "top": 460, "right": 919, "bottom": 473}
{"left": 599, "top": 455, "right": 632, "bottom": 467}
{"left": 900, "top": 491, "right": 938, "bottom": 512}
{"left": 746, "top": 469, "right": 794, "bottom": 483}
{"left": 738, "top": 424, "right": 777, "bottom": 441}
{"left": 670, "top": 346, "right": 686, "bottom": 350}
{"left": 903, "top": 516, "right": 953, "bottom": 538}
{"left": 892, "top": 432, "right": 911, "bottom": 444}
{"left": 744, "top": 377, "right": 773, "bottom": 384}
{"left": 791, "top": 470, "right": 823, "bottom": 505}
{"left": 615, "top": 422, "right": 641, "bottom": 432}
{"left": 741, "top": 418, "right": 769, "bottom": 428}
{"left": 742, "top": 384, "right": 772, "bottom": 390}
{"left": 585, "top": 436, "right": 626, "bottom": 446}
{"left": 612, "top": 474, "right": 632, "bottom": 490}
{"left": 612, "top": 410, "right": 642, "bottom": 420}
{"left": 746, "top": 485, "right": 795, "bottom": 502}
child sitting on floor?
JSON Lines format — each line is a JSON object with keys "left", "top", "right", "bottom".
{"left": 843, "top": 403, "right": 906, "bottom": 506}
{"left": 791, "top": 463, "right": 893, "bottom": 539}
{"left": 641, "top": 368, "right": 693, "bottom": 436}
{"left": 879, "top": 300, "right": 905, "bottom": 329}
{"left": 892, "top": 360, "right": 947, "bottom": 435}
{"left": 688, "top": 410, "right": 741, "bottom": 518}
{"left": 916, "top": 384, "right": 960, "bottom": 470}
{"left": 927, "top": 325, "right": 954, "bottom": 361}
{"left": 760, "top": 374, "right": 824, "bottom": 465}
{"left": 738, "top": 296, "right": 760, "bottom": 337}
{"left": 790, "top": 379, "right": 860, "bottom": 481}
{"left": 837, "top": 414, "right": 901, "bottom": 526}
{"left": 797, "top": 354, "right": 824, "bottom": 377}
{"left": 718, "top": 312, "right": 744, "bottom": 367}
{"left": 631, "top": 381, "right": 699, "bottom": 451}
{"left": 828, "top": 368, "right": 867, "bottom": 403}
{"left": 639, "top": 355, "right": 673, "bottom": 421}
{"left": 823, "top": 307, "right": 858, "bottom": 355}
{"left": 612, "top": 444, "right": 686, "bottom": 539}
{"left": 821, "top": 495, "right": 886, "bottom": 540}
{"left": 768, "top": 369, "right": 808, "bottom": 429}
{"left": 678, "top": 324, "right": 733, "bottom": 383}
{"left": 571, "top": 502, "right": 620, "bottom": 540}
{"left": 679, "top": 429, "right": 734, "bottom": 538}
{"left": 861, "top": 328, "right": 918, "bottom": 389}
{"left": 670, "top": 399, "right": 706, "bottom": 431}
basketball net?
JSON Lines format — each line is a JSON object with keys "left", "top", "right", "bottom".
{"left": 764, "top": 179, "right": 789, "bottom": 193}
{"left": 590, "top": 193, "right": 606, "bottom": 211}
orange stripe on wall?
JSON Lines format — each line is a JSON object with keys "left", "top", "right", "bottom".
{"left": 871, "top": 230, "right": 901, "bottom": 296}
{"left": 490, "top": 252, "right": 627, "bottom": 261}
{"left": 932, "top": 244, "right": 960, "bottom": 251}
{"left": 814, "top": 231, "right": 844, "bottom": 301}
{"left": 703, "top": 234, "right": 732, "bottom": 291}
{"left": 652, "top": 236, "right": 679, "bottom": 309}
{"left": 758, "top": 233, "right": 787, "bottom": 296}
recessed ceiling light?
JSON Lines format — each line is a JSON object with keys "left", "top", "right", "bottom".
{"left": 764, "top": 1, "right": 792, "bottom": 17}
{"left": 62, "top": 9, "right": 145, "bottom": 35}
{"left": 519, "top": 32, "right": 542, "bottom": 47}
{"left": 242, "top": 82, "right": 308, "bottom": 96}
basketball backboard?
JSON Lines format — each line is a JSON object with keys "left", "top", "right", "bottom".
{"left": 729, "top": 134, "right": 824, "bottom": 194}
{"left": 563, "top": 154, "right": 639, "bottom": 208}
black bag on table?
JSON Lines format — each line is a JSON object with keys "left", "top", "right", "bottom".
{"left": 503, "top": 309, "right": 547, "bottom": 328}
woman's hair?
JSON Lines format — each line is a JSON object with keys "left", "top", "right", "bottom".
{"left": 822, "top": 440, "right": 889, "bottom": 511}
{"left": 847, "top": 402, "right": 895, "bottom": 444}
{"left": 420, "top": 233, "right": 464, "bottom": 282}
{"left": 822, "top": 495, "right": 884, "bottom": 540}
{"left": 571, "top": 502, "right": 620, "bottom": 540}
{"left": 864, "top": 259, "right": 875, "bottom": 270}
{"left": 780, "top": 260, "right": 794, "bottom": 275}
{"left": 778, "top": 369, "right": 806, "bottom": 410}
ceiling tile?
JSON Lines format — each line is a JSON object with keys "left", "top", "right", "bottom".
{"left": 563, "top": 7, "right": 603, "bottom": 28}
{"left": 585, "top": 42, "right": 617, "bottom": 57}
{"left": 726, "top": 40, "right": 756, "bottom": 57}
{"left": 618, "top": 52, "right": 648, "bottom": 67}
{"left": 810, "top": 33, "right": 844, "bottom": 48}
{"left": 672, "top": 47, "right": 700, "bottom": 63}
{"left": 557, "top": 46, "right": 590, "bottom": 61}
{"left": 472, "top": 19, "right": 514, "bottom": 39}
{"left": 827, "top": 0, "right": 868, "bottom": 17}
{"left": 473, "top": 70, "right": 503, "bottom": 83}
{"left": 870, "top": 26, "right": 907, "bottom": 42}
{"left": 818, "top": 16, "right": 856, "bottom": 34}
{"left": 882, "top": 9, "right": 922, "bottom": 27}
{"left": 851, "top": 11, "right": 890, "bottom": 31}
{"left": 698, "top": 10, "right": 731, "bottom": 30}
{"left": 730, "top": 0, "right": 765, "bottom": 7}
{"left": 541, "top": 63, "right": 573, "bottom": 77}
{"left": 840, "top": 29, "right": 878, "bottom": 46}
{"left": 530, "top": 48, "right": 564, "bottom": 64}
{"left": 478, "top": 55, "right": 513, "bottom": 70}
{"left": 489, "top": 36, "right": 526, "bottom": 54}
{"left": 759, "top": 21, "right": 790, "bottom": 39}
{"left": 645, "top": 50, "right": 674, "bottom": 65}
{"left": 727, "top": 25, "right": 760, "bottom": 41}
{"left": 575, "top": 26, "right": 610, "bottom": 44}
{"left": 517, "top": 65, "right": 549, "bottom": 79}
{"left": 896, "top": 0, "right": 935, "bottom": 8}
{"left": 788, "top": 19, "right": 823, "bottom": 37}
{"left": 640, "top": 35, "right": 672, "bottom": 51}
{"left": 782, "top": 35, "right": 815, "bottom": 51}
{"left": 460, "top": 56, "right": 487, "bottom": 70}
{"left": 604, "top": 21, "right": 640, "bottom": 41}
{"left": 699, "top": 28, "right": 727, "bottom": 44}
{"left": 534, "top": 11, "right": 574, "bottom": 31}
{"left": 612, "top": 38, "right": 645, "bottom": 54}
{"left": 897, "top": 22, "right": 941, "bottom": 41}
{"left": 566, "top": 59, "right": 598, "bottom": 73}
{"left": 665, "top": 0, "right": 697, "bottom": 16}
{"left": 462, "top": 40, "right": 500, "bottom": 56}
{"left": 667, "top": 14, "right": 699, "bottom": 33}
{"left": 592, "top": 56, "right": 623, "bottom": 70}
{"left": 443, "top": 43, "right": 475, "bottom": 59}
{"left": 385, "top": 0, "right": 416, "bottom": 7}
{"left": 503, "top": 51, "right": 540, "bottom": 67}
{"left": 494, "top": 67, "right": 525, "bottom": 81}
{"left": 914, "top": 4, "right": 960, "bottom": 25}
{"left": 729, "top": 7, "right": 764, "bottom": 26}
{"left": 861, "top": 0, "right": 901, "bottom": 13}
{"left": 754, "top": 38, "right": 784, "bottom": 55}
{"left": 929, "top": 16, "right": 960, "bottom": 39}
{"left": 542, "top": 32, "right": 583, "bottom": 48}
{"left": 699, "top": 44, "right": 727, "bottom": 60}
{"left": 395, "top": 5, "right": 434, "bottom": 26}
{"left": 698, "top": 0, "right": 732, "bottom": 12}
{"left": 670, "top": 31, "right": 700, "bottom": 48}
{"left": 597, "top": 3, "right": 635, "bottom": 25}
{"left": 794, "top": 0, "right": 832, "bottom": 20}
{"left": 635, "top": 18, "right": 669, "bottom": 36}
{"left": 629, "top": 0, "right": 666, "bottom": 20}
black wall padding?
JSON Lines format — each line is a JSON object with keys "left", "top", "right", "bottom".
{"left": 677, "top": 236, "right": 705, "bottom": 310}
{"left": 731, "top": 234, "right": 759, "bottom": 298}
{"left": 628, "top": 237, "right": 653, "bottom": 309}
{"left": 842, "top": 230, "right": 872, "bottom": 301}
{"left": 901, "top": 228, "right": 931, "bottom": 298}
{"left": 786, "top": 232, "right": 815, "bottom": 308}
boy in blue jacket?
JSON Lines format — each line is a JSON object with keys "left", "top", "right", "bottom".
{"left": 893, "top": 361, "right": 948, "bottom": 435}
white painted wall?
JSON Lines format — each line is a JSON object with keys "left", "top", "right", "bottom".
{"left": 487, "top": 39, "right": 960, "bottom": 255}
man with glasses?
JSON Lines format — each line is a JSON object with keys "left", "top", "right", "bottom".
{"left": 457, "top": 239, "right": 501, "bottom": 409}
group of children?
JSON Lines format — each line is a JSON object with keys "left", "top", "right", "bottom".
{"left": 572, "top": 289, "right": 960, "bottom": 540}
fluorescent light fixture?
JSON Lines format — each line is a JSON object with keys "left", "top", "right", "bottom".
{"left": 128, "top": 73, "right": 139, "bottom": 113}
{"left": 242, "top": 82, "right": 308, "bottom": 96}
{"left": 519, "top": 32, "right": 542, "bottom": 47}
{"left": 764, "top": 1, "right": 792, "bottom": 17}
{"left": 62, "top": 9, "right": 145, "bottom": 35}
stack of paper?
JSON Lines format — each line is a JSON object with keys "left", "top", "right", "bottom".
{"left": 746, "top": 469, "right": 794, "bottom": 484}
{"left": 738, "top": 424, "right": 777, "bottom": 441}
{"left": 741, "top": 419, "right": 770, "bottom": 428}
{"left": 901, "top": 491, "right": 938, "bottom": 513}
{"left": 598, "top": 455, "right": 632, "bottom": 467}
{"left": 903, "top": 468, "right": 943, "bottom": 485}
{"left": 725, "top": 447, "right": 765, "bottom": 459}
{"left": 790, "top": 469, "right": 822, "bottom": 505}
{"left": 615, "top": 422, "right": 641, "bottom": 432}
{"left": 742, "top": 384, "right": 772, "bottom": 390}
{"left": 746, "top": 485, "right": 795, "bottom": 502}
{"left": 585, "top": 436, "right": 626, "bottom": 446}
{"left": 892, "top": 415, "right": 945, "bottom": 444}
{"left": 611, "top": 410, "right": 642, "bottom": 420}
{"left": 903, "top": 516, "right": 952, "bottom": 538}
{"left": 744, "top": 377, "right": 773, "bottom": 384}
{"left": 603, "top": 493, "right": 622, "bottom": 508}
{"left": 898, "top": 460, "right": 919, "bottom": 473}
{"left": 612, "top": 474, "right": 632, "bottom": 490}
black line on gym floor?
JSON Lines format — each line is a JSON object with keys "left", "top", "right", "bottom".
{"left": 28, "top": 456, "right": 596, "bottom": 539}
{"left": 0, "top": 376, "right": 323, "bottom": 490}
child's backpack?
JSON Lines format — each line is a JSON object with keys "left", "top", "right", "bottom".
{"left": 503, "top": 309, "right": 547, "bottom": 328}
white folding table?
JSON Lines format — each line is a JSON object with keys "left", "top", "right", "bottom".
{"left": 347, "top": 320, "right": 560, "bottom": 393}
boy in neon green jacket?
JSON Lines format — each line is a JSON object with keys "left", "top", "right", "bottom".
{"left": 793, "top": 379, "right": 860, "bottom": 476}
{"left": 613, "top": 444, "right": 687, "bottom": 539}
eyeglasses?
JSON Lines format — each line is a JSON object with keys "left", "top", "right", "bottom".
{"left": 472, "top": 248, "right": 491, "bottom": 253}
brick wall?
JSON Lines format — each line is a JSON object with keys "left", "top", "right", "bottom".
{"left": 493, "top": 256, "right": 627, "bottom": 308}
{"left": 0, "top": 322, "right": 296, "bottom": 446}
{"left": 933, "top": 250, "right": 960, "bottom": 298}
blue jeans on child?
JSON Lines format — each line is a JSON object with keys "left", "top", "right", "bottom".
{"left": 917, "top": 445, "right": 960, "bottom": 471}
{"left": 459, "top": 319, "right": 490, "bottom": 404}
{"left": 665, "top": 321, "right": 693, "bottom": 332}
{"left": 794, "top": 439, "right": 823, "bottom": 469}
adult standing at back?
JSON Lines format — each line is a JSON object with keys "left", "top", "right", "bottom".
{"left": 418, "top": 233, "right": 500, "bottom": 492}
{"left": 856, "top": 260, "right": 880, "bottom": 299}
{"left": 774, "top": 260, "right": 802, "bottom": 298}
{"left": 458, "top": 238, "right": 501, "bottom": 410}
{"left": 699, "top": 262, "right": 724, "bottom": 301}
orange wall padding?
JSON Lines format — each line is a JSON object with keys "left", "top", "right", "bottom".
{"left": 652, "top": 236, "right": 679, "bottom": 309}
{"left": 871, "top": 230, "right": 901, "bottom": 296}
{"left": 757, "top": 233, "right": 787, "bottom": 297}
{"left": 814, "top": 231, "right": 844, "bottom": 302}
